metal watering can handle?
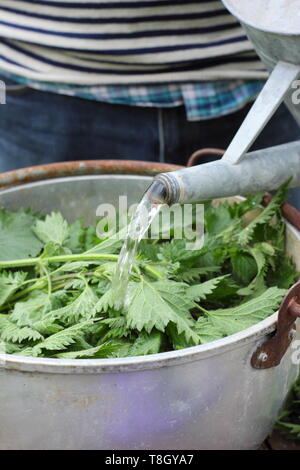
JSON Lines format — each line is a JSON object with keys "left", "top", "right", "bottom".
{"left": 222, "top": 61, "right": 300, "bottom": 165}
{"left": 251, "top": 280, "right": 300, "bottom": 369}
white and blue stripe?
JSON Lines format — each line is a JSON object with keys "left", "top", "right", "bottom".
{"left": 0, "top": 0, "right": 267, "bottom": 85}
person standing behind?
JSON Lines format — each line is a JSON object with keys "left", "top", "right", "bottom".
{"left": 0, "top": 0, "right": 299, "bottom": 172}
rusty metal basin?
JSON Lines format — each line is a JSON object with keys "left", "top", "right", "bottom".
{"left": 0, "top": 161, "right": 299, "bottom": 450}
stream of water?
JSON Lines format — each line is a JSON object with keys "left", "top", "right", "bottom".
{"left": 111, "top": 181, "right": 166, "bottom": 307}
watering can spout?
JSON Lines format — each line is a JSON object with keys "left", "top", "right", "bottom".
{"left": 153, "top": 140, "right": 300, "bottom": 205}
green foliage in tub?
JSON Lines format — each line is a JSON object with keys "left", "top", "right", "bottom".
{"left": 276, "top": 376, "right": 300, "bottom": 440}
{"left": 0, "top": 182, "right": 298, "bottom": 359}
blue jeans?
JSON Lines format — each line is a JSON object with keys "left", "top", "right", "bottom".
{"left": 1, "top": 78, "right": 300, "bottom": 206}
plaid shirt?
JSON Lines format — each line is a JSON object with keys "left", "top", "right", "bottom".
{"left": 2, "top": 70, "right": 264, "bottom": 121}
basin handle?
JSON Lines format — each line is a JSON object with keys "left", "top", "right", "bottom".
{"left": 251, "top": 280, "right": 300, "bottom": 369}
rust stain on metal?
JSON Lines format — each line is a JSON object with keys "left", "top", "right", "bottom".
{"left": 0, "top": 160, "right": 183, "bottom": 189}
{"left": 251, "top": 279, "right": 300, "bottom": 369}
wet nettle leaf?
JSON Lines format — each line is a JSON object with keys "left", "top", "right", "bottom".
{"left": 34, "top": 212, "right": 69, "bottom": 246}
{"left": 46, "top": 285, "right": 99, "bottom": 324}
{"left": 125, "top": 279, "right": 199, "bottom": 344}
{"left": 196, "top": 287, "right": 285, "bottom": 338}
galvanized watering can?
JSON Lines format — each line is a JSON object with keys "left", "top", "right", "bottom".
{"left": 0, "top": 161, "right": 299, "bottom": 450}
{"left": 155, "top": 0, "right": 300, "bottom": 204}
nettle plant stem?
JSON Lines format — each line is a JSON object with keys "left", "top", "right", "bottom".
{"left": 0, "top": 253, "right": 119, "bottom": 269}
{"left": 0, "top": 253, "right": 164, "bottom": 287}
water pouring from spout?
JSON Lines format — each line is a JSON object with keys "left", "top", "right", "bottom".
{"left": 111, "top": 181, "right": 167, "bottom": 307}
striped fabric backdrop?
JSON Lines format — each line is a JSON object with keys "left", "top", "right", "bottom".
{"left": 0, "top": 0, "right": 267, "bottom": 85}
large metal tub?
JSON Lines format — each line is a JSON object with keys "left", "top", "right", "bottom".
{"left": 0, "top": 161, "right": 299, "bottom": 450}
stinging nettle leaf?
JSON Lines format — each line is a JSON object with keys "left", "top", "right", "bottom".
{"left": 55, "top": 342, "right": 120, "bottom": 359}
{"left": 236, "top": 242, "right": 276, "bottom": 297}
{"left": 0, "top": 208, "right": 42, "bottom": 261}
{"left": 101, "top": 316, "right": 130, "bottom": 340}
{"left": 202, "top": 287, "right": 286, "bottom": 337}
{"left": 174, "top": 266, "right": 220, "bottom": 283}
{"left": 0, "top": 271, "right": 27, "bottom": 307}
{"left": 10, "top": 291, "right": 52, "bottom": 327}
{"left": 85, "top": 227, "right": 127, "bottom": 255}
{"left": 0, "top": 316, "right": 44, "bottom": 344}
{"left": 186, "top": 276, "right": 226, "bottom": 301}
{"left": 231, "top": 251, "right": 257, "bottom": 285}
{"left": 47, "top": 285, "right": 99, "bottom": 324}
{"left": 205, "top": 204, "right": 233, "bottom": 235}
{"left": 125, "top": 279, "right": 200, "bottom": 344}
{"left": 128, "top": 330, "right": 164, "bottom": 356}
{"left": 33, "top": 212, "right": 69, "bottom": 246}
{"left": 158, "top": 239, "right": 205, "bottom": 263}
{"left": 194, "top": 317, "right": 224, "bottom": 344}
{"left": 31, "top": 320, "right": 96, "bottom": 355}
{"left": 237, "top": 180, "right": 290, "bottom": 246}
